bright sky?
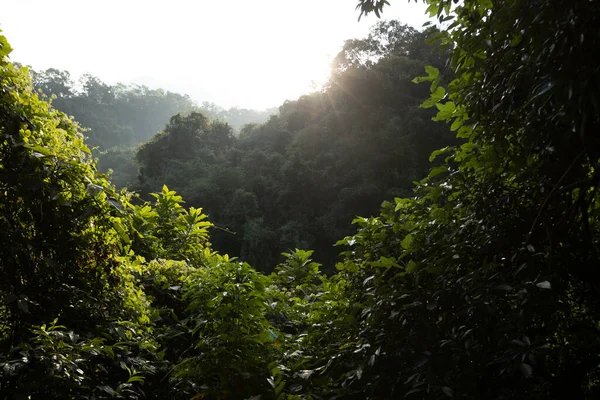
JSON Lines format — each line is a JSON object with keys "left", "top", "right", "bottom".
{"left": 1, "top": 0, "right": 429, "bottom": 110}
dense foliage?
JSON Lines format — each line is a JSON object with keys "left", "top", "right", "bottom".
{"left": 1, "top": 0, "right": 599, "bottom": 398}
{"left": 30, "top": 69, "right": 197, "bottom": 150}
{"left": 0, "top": 34, "right": 155, "bottom": 398}
{"left": 29, "top": 68, "right": 275, "bottom": 188}
{"left": 134, "top": 21, "right": 456, "bottom": 271}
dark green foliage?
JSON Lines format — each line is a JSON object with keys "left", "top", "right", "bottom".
{"left": 318, "top": 0, "right": 600, "bottom": 398}
{"left": 135, "top": 21, "right": 456, "bottom": 271}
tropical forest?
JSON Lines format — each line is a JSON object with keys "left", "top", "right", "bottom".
{"left": 1, "top": 0, "right": 599, "bottom": 398}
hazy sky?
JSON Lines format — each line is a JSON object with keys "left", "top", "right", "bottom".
{"left": 1, "top": 0, "right": 429, "bottom": 110}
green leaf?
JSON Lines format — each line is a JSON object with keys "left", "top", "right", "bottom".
{"left": 127, "top": 374, "right": 145, "bottom": 383}
{"left": 429, "top": 165, "right": 448, "bottom": 178}
{"left": 23, "top": 144, "right": 53, "bottom": 156}
{"left": 406, "top": 260, "right": 418, "bottom": 273}
{"left": 425, "top": 65, "right": 440, "bottom": 79}
{"left": 420, "top": 96, "right": 439, "bottom": 109}
{"left": 275, "top": 381, "right": 285, "bottom": 395}
{"left": 435, "top": 101, "right": 455, "bottom": 113}
{"left": 401, "top": 234, "right": 413, "bottom": 250}
{"left": 429, "top": 147, "right": 453, "bottom": 162}
{"left": 413, "top": 65, "right": 440, "bottom": 84}
{"left": 112, "top": 219, "right": 131, "bottom": 244}
{"left": 450, "top": 117, "right": 463, "bottom": 131}
{"left": 432, "top": 86, "right": 446, "bottom": 100}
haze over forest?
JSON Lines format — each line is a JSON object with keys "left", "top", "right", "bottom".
{"left": 1, "top": 0, "right": 429, "bottom": 109}
{"left": 1, "top": 0, "right": 599, "bottom": 399}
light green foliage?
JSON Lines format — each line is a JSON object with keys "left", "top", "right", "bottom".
{"left": 0, "top": 31, "right": 156, "bottom": 398}
{"left": 267, "top": 250, "right": 325, "bottom": 337}
{"left": 122, "top": 185, "right": 212, "bottom": 263}
{"left": 175, "top": 257, "right": 278, "bottom": 399}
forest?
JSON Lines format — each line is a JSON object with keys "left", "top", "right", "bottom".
{"left": 1, "top": 0, "right": 599, "bottom": 398}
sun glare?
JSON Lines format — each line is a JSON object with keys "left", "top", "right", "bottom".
{"left": 281, "top": 57, "right": 332, "bottom": 102}
{"left": 1, "top": 0, "right": 429, "bottom": 110}
{"left": 253, "top": 53, "right": 332, "bottom": 108}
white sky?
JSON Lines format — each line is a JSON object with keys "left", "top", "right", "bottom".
{"left": 1, "top": 0, "right": 429, "bottom": 110}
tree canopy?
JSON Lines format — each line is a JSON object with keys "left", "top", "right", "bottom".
{"left": 1, "top": 0, "right": 599, "bottom": 398}
{"left": 133, "top": 20, "right": 456, "bottom": 271}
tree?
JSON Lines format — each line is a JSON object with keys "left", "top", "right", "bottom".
{"left": 0, "top": 33, "right": 156, "bottom": 399}
{"left": 8, "top": 0, "right": 598, "bottom": 396}
{"left": 313, "top": 0, "right": 600, "bottom": 398}
{"left": 31, "top": 67, "right": 74, "bottom": 99}
{"left": 132, "top": 21, "right": 455, "bottom": 272}
{"left": 28, "top": 68, "right": 199, "bottom": 151}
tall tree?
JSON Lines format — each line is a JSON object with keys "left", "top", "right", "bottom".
{"left": 312, "top": 0, "right": 600, "bottom": 398}
{"left": 133, "top": 21, "right": 455, "bottom": 271}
